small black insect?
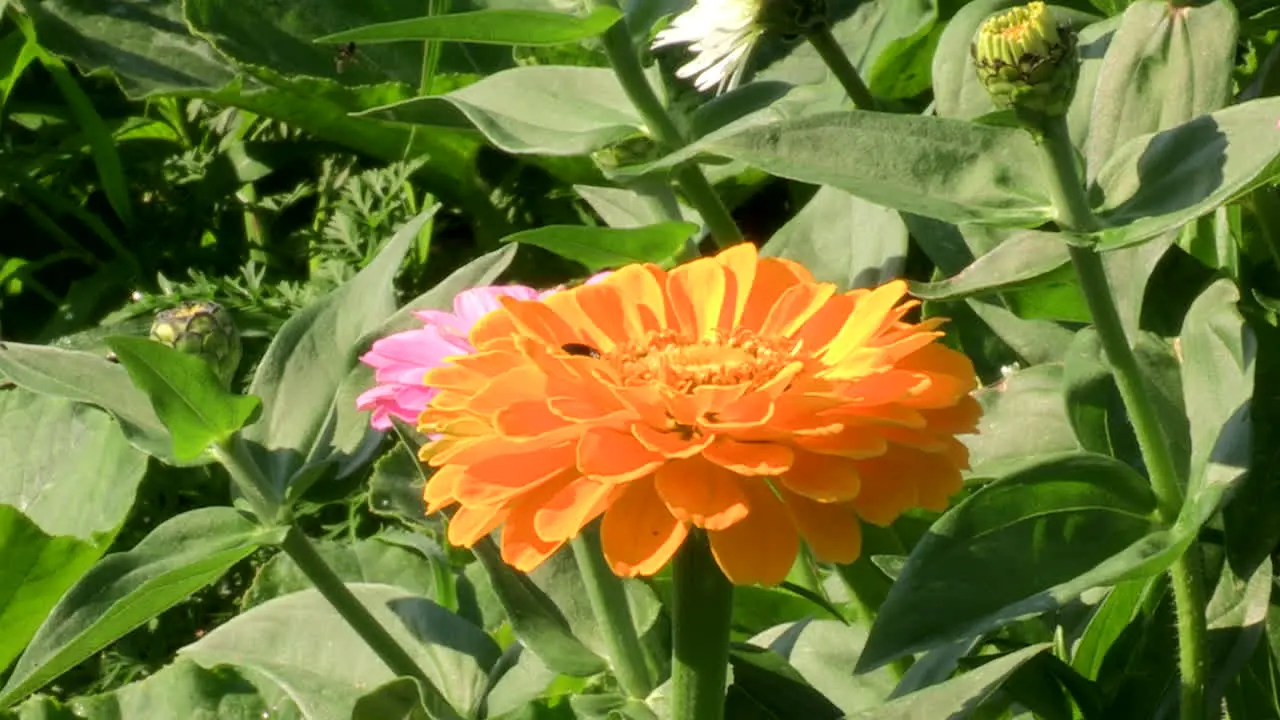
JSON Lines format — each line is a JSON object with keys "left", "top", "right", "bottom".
{"left": 335, "top": 42, "right": 359, "bottom": 74}
{"left": 561, "top": 343, "right": 601, "bottom": 359}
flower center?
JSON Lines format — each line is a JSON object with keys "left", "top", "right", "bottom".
{"left": 609, "top": 328, "right": 797, "bottom": 393}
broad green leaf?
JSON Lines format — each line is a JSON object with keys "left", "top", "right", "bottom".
{"left": 965, "top": 299, "right": 1076, "bottom": 366}
{"left": 1095, "top": 586, "right": 1178, "bottom": 717}
{"left": 574, "top": 184, "right": 700, "bottom": 230}
{"left": 67, "top": 659, "right": 297, "bottom": 719}
{"left": 0, "top": 508, "right": 99, "bottom": 678}
{"left": 570, "top": 694, "right": 658, "bottom": 720}
{"left": 1223, "top": 321, "right": 1280, "bottom": 572}
{"left": 848, "top": 644, "right": 1053, "bottom": 719}
{"left": 502, "top": 222, "right": 697, "bottom": 272}
{"left": 1100, "top": 234, "right": 1174, "bottom": 340}
{"left": 964, "top": 364, "right": 1082, "bottom": 479}
{"left": 318, "top": 8, "right": 623, "bottom": 46}
{"left": 0, "top": 389, "right": 148, "bottom": 540}
{"left": 1176, "top": 278, "right": 1254, "bottom": 526}
{"left": 762, "top": 187, "right": 907, "bottom": 291}
{"left": 0, "top": 507, "right": 282, "bottom": 707}
{"left": 0, "top": 343, "right": 184, "bottom": 463}
{"left": 1204, "top": 556, "right": 1273, "bottom": 713}
{"left": 1083, "top": 0, "right": 1238, "bottom": 182}
{"left": 104, "top": 337, "right": 261, "bottom": 461}
{"left": 472, "top": 538, "right": 608, "bottom": 677}
{"left": 1070, "top": 578, "right": 1155, "bottom": 680}
{"left": 909, "top": 230, "right": 1069, "bottom": 301}
{"left": 722, "top": 643, "right": 843, "bottom": 719}
{"left": 615, "top": 111, "right": 1053, "bottom": 227}
{"left": 181, "top": 584, "right": 500, "bottom": 719}
{"left": 363, "top": 67, "right": 643, "bottom": 156}
{"left": 0, "top": 390, "right": 149, "bottom": 672}
{"left": 1094, "top": 97, "right": 1280, "bottom": 249}
{"left": 483, "top": 645, "right": 564, "bottom": 718}
{"left": 244, "top": 210, "right": 431, "bottom": 493}
{"left": 1062, "top": 329, "right": 1140, "bottom": 462}
{"left": 755, "top": 0, "right": 939, "bottom": 101}
{"left": 751, "top": 620, "right": 897, "bottom": 715}
{"left": 857, "top": 453, "right": 1158, "bottom": 671}
{"left": 242, "top": 537, "right": 442, "bottom": 609}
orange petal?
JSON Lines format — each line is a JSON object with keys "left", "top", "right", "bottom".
{"left": 632, "top": 422, "right": 714, "bottom": 459}
{"left": 469, "top": 307, "right": 521, "bottom": 348}
{"left": 715, "top": 242, "right": 758, "bottom": 331}
{"left": 578, "top": 426, "right": 666, "bottom": 482}
{"left": 454, "top": 443, "right": 577, "bottom": 505}
{"left": 789, "top": 293, "right": 856, "bottom": 354}
{"left": 669, "top": 384, "right": 747, "bottom": 425}
{"left": 779, "top": 451, "right": 861, "bottom": 502}
{"left": 702, "top": 438, "right": 793, "bottom": 475}
{"left": 606, "top": 264, "right": 670, "bottom": 335}
{"left": 448, "top": 504, "right": 508, "bottom": 547}
{"left": 667, "top": 256, "right": 726, "bottom": 340}
{"left": 466, "top": 366, "right": 548, "bottom": 415}
{"left": 759, "top": 282, "right": 837, "bottom": 339}
{"left": 894, "top": 344, "right": 979, "bottom": 408}
{"left": 779, "top": 489, "right": 862, "bottom": 564}
{"left": 707, "top": 479, "right": 799, "bottom": 586}
{"left": 500, "top": 297, "right": 579, "bottom": 348}
{"left": 495, "top": 400, "right": 571, "bottom": 438}
{"left": 534, "top": 477, "right": 618, "bottom": 542}
{"left": 850, "top": 448, "right": 926, "bottom": 525}
{"left": 919, "top": 396, "right": 983, "bottom": 435}
{"left": 500, "top": 522, "right": 564, "bottom": 572}
{"left": 542, "top": 286, "right": 620, "bottom": 352}
{"left": 739, "top": 257, "right": 811, "bottom": 331}
{"left": 602, "top": 476, "right": 688, "bottom": 577}
{"left": 703, "top": 392, "right": 773, "bottom": 430}
{"left": 424, "top": 465, "right": 462, "bottom": 513}
{"left": 654, "top": 455, "right": 749, "bottom": 531}
{"left": 821, "top": 281, "right": 909, "bottom": 365}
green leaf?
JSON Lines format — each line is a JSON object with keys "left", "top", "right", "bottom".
{"left": 848, "top": 644, "right": 1053, "bottom": 719}
{"left": 0, "top": 507, "right": 282, "bottom": 707}
{"left": 750, "top": 620, "right": 897, "bottom": 715}
{"left": 1205, "top": 556, "right": 1273, "bottom": 712}
{"left": 762, "top": 187, "right": 907, "bottom": 291}
{"left": 483, "top": 645, "right": 565, "bottom": 718}
{"left": 857, "top": 453, "right": 1158, "bottom": 671}
{"left": 363, "top": 67, "right": 643, "bottom": 156}
{"left": 0, "top": 390, "right": 150, "bottom": 672}
{"left": 244, "top": 210, "right": 432, "bottom": 493}
{"left": 65, "top": 660, "right": 295, "bottom": 718}
{"left": 0, "top": 343, "right": 185, "bottom": 463}
{"left": 317, "top": 8, "right": 623, "bottom": 46}
{"left": 1094, "top": 97, "right": 1280, "bottom": 249}
{"left": 181, "top": 584, "right": 500, "bottom": 719}
{"left": 503, "top": 223, "right": 696, "bottom": 272}
{"left": 909, "top": 230, "right": 1070, "bottom": 301}
{"left": 574, "top": 184, "right": 700, "bottom": 230}
{"left": 964, "top": 364, "right": 1082, "bottom": 479}
{"left": 722, "top": 642, "right": 843, "bottom": 719}
{"left": 104, "top": 337, "right": 261, "bottom": 461}
{"left": 1070, "top": 578, "right": 1155, "bottom": 680}
{"left": 1083, "top": 0, "right": 1238, "bottom": 182}
{"left": 241, "top": 537, "right": 443, "bottom": 609}
{"left": 616, "top": 111, "right": 1052, "bottom": 227}
{"left": 1175, "top": 278, "right": 1254, "bottom": 528}
{"left": 0, "top": 508, "right": 99, "bottom": 679}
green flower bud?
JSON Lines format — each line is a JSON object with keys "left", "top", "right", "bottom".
{"left": 972, "top": 2, "right": 1078, "bottom": 125}
{"left": 150, "top": 301, "right": 242, "bottom": 387}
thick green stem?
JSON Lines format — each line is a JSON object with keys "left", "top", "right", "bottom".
{"left": 590, "top": 0, "right": 743, "bottom": 248}
{"left": 671, "top": 532, "right": 734, "bottom": 720}
{"left": 281, "top": 527, "right": 461, "bottom": 720}
{"left": 570, "top": 529, "right": 654, "bottom": 699}
{"left": 1038, "top": 114, "right": 1206, "bottom": 720}
{"left": 805, "top": 26, "right": 877, "bottom": 110}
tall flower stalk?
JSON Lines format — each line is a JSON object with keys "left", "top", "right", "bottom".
{"left": 973, "top": 5, "right": 1207, "bottom": 719}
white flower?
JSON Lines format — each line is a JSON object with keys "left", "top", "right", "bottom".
{"left": 652, "top": 0, "right": 766, "bottom": 94}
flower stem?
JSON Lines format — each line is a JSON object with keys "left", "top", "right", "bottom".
{"left": 1037, "top": 114, "right": 1207, "bottom": 720}
{"left": 280, "top": 527, "right": 462, "bottom": 720}
{"left": 570, "top": 528, "right": 655, "bottom": 699}
{"left": 211, "top": 440, "right": 455, "bottom": 718}
{"left": 671, "top": 532, "right": 734, "bottom": 720}
{"left": 805, "top": 26, "right": 877, "bottom": 110}
{"left": 589, "top": 0, "right": 743, "bottom": 248}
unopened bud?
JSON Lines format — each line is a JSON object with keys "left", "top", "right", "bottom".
{"left": 972, "top": 2, "right": 1078, "bottom": 125}
{"left": 150, "top": 301, "right": 242, "bottom": 387}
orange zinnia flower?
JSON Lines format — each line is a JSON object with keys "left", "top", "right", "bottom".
{"left": 419, "top": 243, "right": 981, "bottom": 586}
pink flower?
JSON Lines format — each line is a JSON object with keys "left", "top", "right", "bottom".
{"left": 356, "top": 284, "right": 556, "bottom": 431}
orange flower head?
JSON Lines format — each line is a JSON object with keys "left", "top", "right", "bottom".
{"left": 419, "top": 243, "right": 981, "bottom": 586}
